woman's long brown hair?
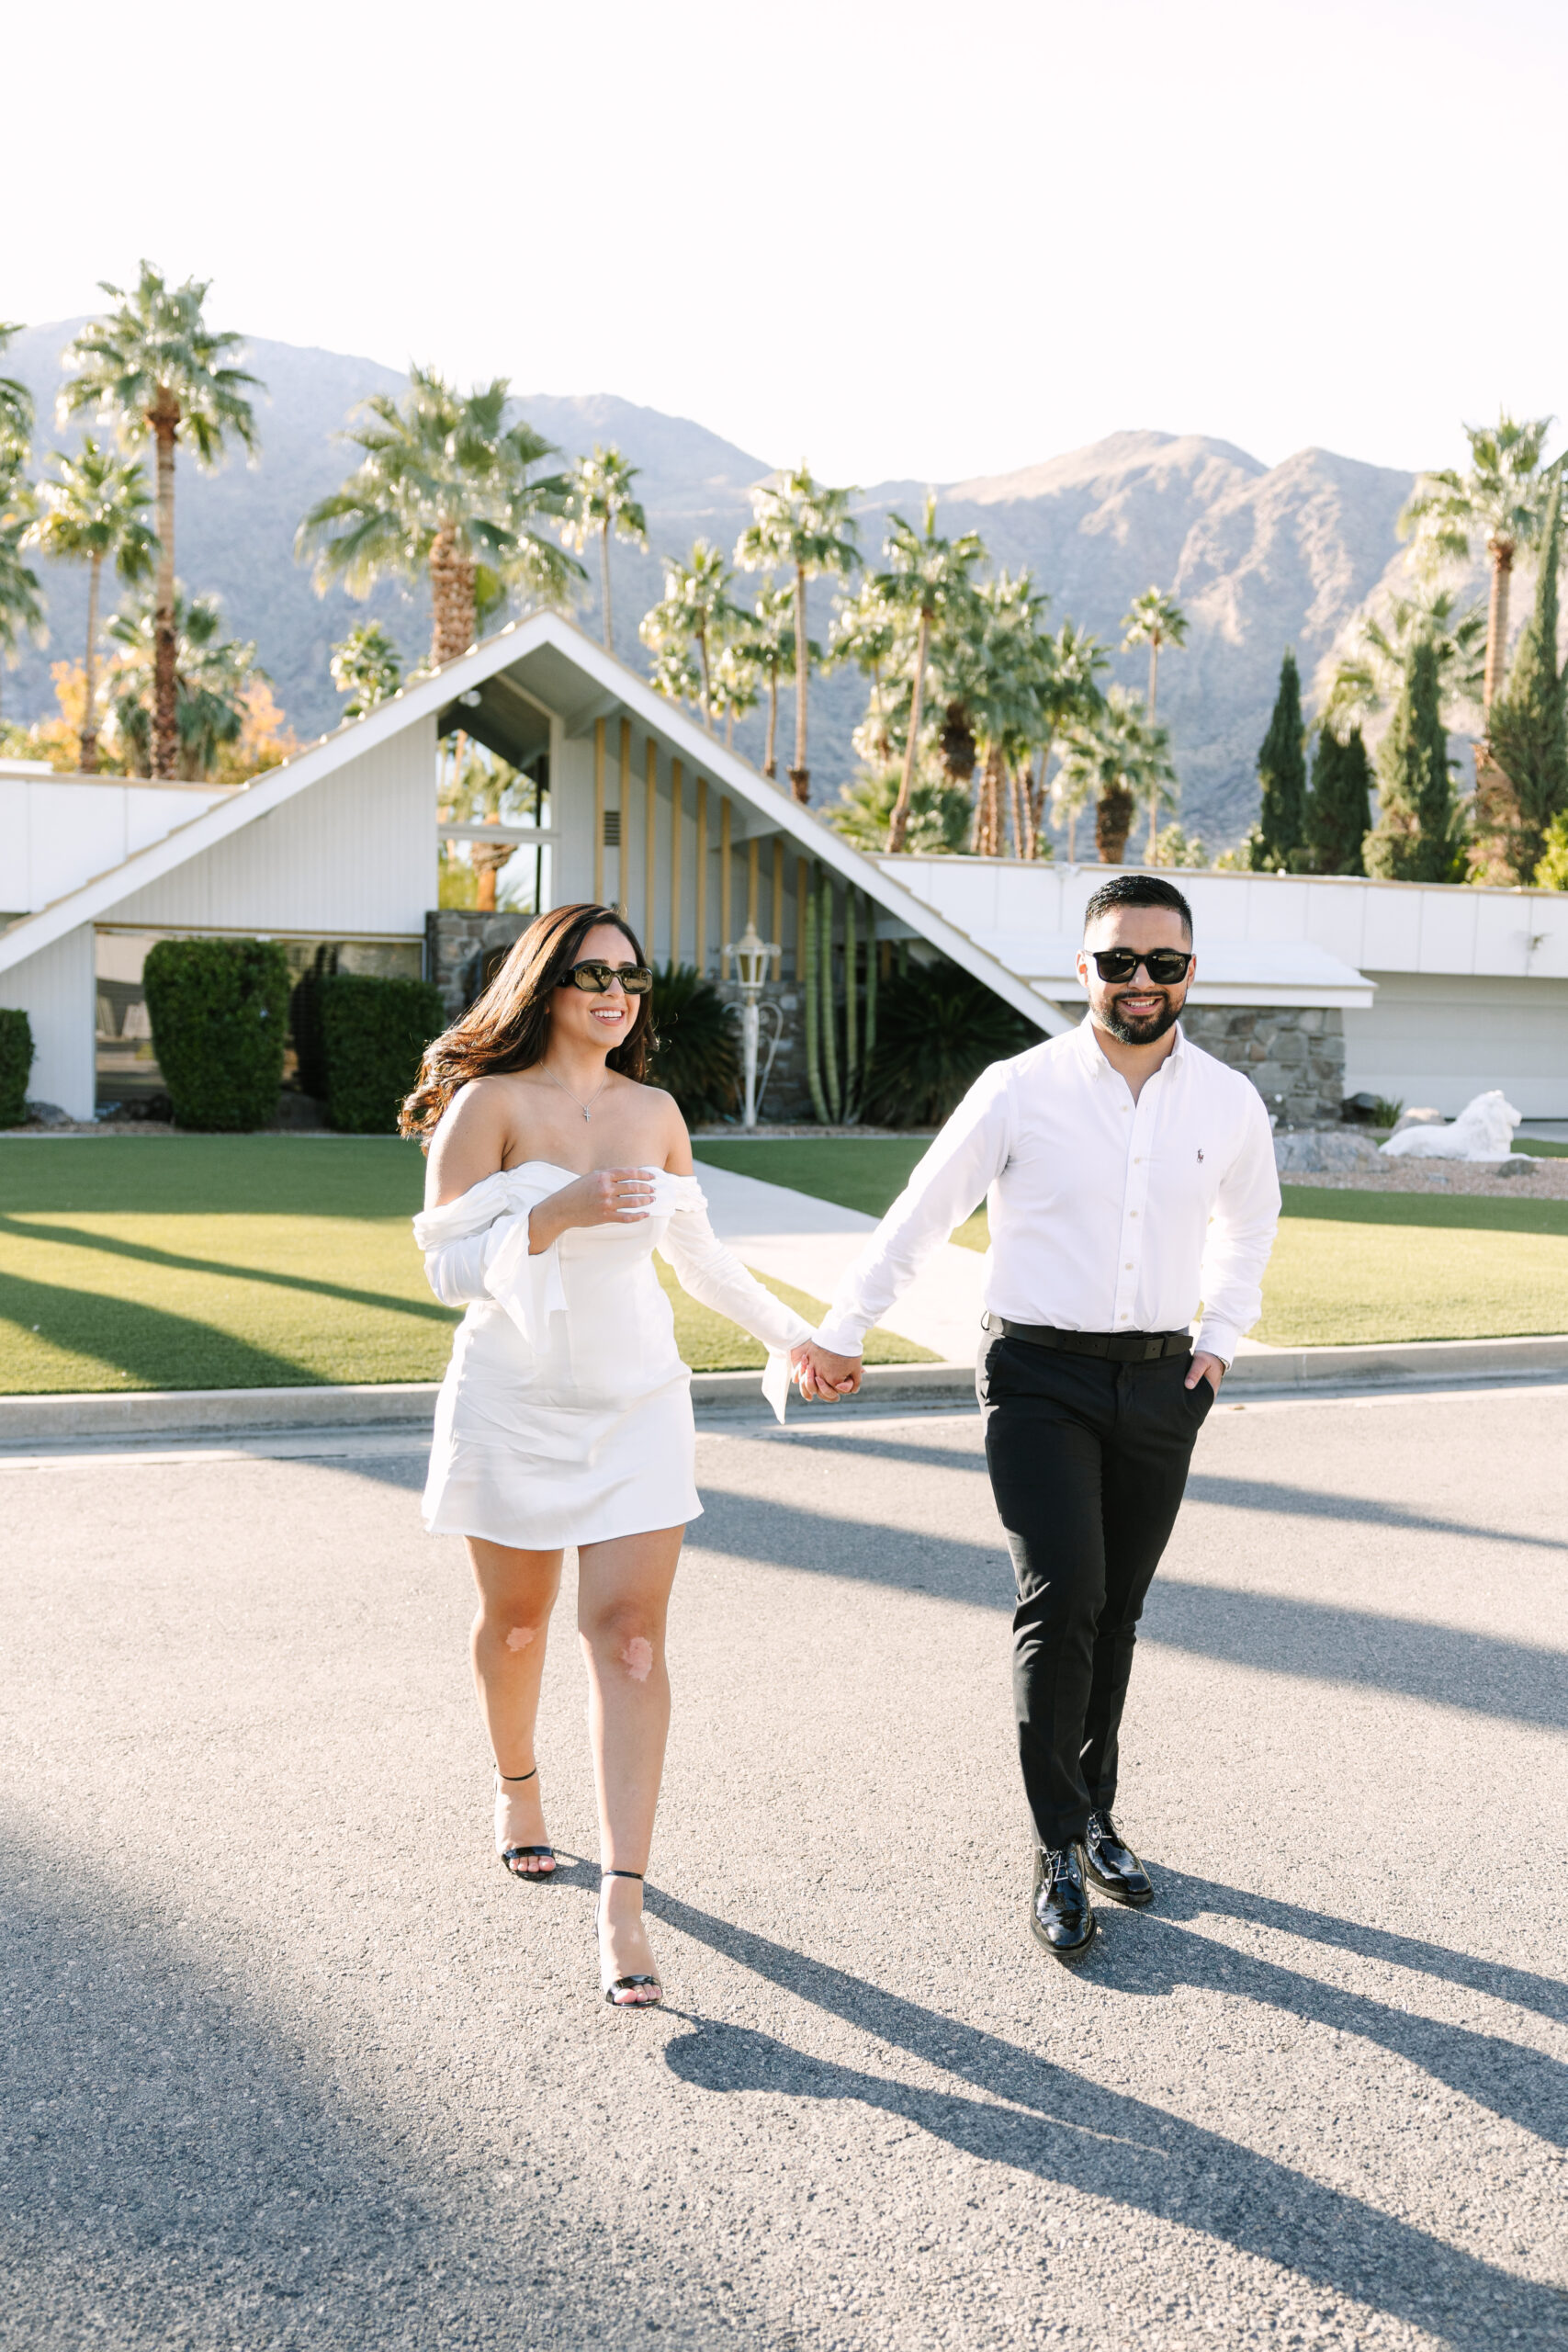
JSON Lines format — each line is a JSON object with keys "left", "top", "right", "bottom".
{"left": 400, "top": 903, "right": 654, "bottom": 1143}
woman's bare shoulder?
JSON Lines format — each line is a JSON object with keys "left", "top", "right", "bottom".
{"left": 426, "top": 1077, "right": 522, "bottom": 1204}
{"left": 633, "top": 1081, "right": 692, "bottom": 1173}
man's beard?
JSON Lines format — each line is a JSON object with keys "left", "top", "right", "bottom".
{"left": 1099, "top": 991, "right": 1181, "bottom": 1046}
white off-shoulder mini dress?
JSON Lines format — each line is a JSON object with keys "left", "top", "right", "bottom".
{"left": 413, "top": 1163, "right": 812, "bottom": 1550}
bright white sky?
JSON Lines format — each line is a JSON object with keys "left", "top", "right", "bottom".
{"left": 8, "top": 0, "right": 1565, "bottom": 485}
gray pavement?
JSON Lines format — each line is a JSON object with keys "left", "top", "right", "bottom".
{"left": 2, "top": 1385, "right": 1565, "bottom": 2351}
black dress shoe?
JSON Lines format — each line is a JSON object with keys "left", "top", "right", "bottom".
{"left": 1031, "top": 1842, "right": 1097, "bottom": 1963}
{"left": 1083, "top": 1810, "right": 1154, "bottom": 1907}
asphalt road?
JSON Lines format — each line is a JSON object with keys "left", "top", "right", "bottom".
{"left": 2, "top": 1383, "right": 1565, "bottom": 2351}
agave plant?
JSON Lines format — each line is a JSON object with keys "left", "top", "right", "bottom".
{"left": 646, "top": 964, "right": 739, "bottom": 1124}
{"left": 863, "top": 958, "right": 1035, "bottom": 1127}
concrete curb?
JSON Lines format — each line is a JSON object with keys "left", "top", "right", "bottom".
{"left": 0, "top": 1361, "right": 973, "bottom": 1444}
{"left": 6, "top": 1336, "right": 1568, "bottom": 1442}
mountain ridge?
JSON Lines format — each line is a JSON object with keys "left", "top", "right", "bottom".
{"left": 3, "top": 324, "right": 1431, "bottom": 845}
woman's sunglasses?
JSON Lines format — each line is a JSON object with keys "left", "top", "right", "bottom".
{"left": 563, "top": 959, "right": 654, "bottom": 995}
{"left": 1090, "top": 948, "right": 1193, "bottom": 985}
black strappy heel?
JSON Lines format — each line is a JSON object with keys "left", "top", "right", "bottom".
{"left": 495, "top": 1765, "right": 556, "bottom": 1880}
{"left": 599, "top": 1869, "right": 662, "bottom": 2007}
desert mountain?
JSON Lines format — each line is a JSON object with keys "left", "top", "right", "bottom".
{"left": 4, "top": 327, "right": 1433, "bottom": 844}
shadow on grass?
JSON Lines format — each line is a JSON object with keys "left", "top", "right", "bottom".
{"left": 0, "top": 1270, "right": 322, "bottom": 1390}
{"left": 653, "top": 1888, "right": 1567, "bottom": 2349}
{"left": 0, "top": 1215, "right": 455, "bottom": 1326}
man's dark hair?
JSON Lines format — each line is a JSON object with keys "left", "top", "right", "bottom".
{"left": 1081, "top": 873, "right": 1193, "bottom": 941}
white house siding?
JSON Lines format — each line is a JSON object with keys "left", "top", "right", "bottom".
{"left": 0, "top": 923, "right": 95, "bottom": 1118}
{"left": 1344, "top": 973, "right": 1568, "bottom": 1117}
{"left": 0, "top": 775, "right": 234, "bottom": 919}
{"left": 102, "top": 726, "right": 435, "bottom": 938}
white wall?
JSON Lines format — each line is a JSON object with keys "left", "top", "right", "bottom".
{"left": 103, "top": 724, "right": 436, "bottom": 936}
{"left": 0, "top": 775, "right": 232, "bottom": 916}
{"left": 1345, "top": 973, "right": 1568, "bottom": 1116}
{"left": 0, "top": 923, "right": 95, "bottom": 1118}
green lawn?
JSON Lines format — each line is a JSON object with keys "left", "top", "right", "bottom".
{"left": 694, "top": 1137, "right": 1568, "bottom": 1347}
{"left": 0, "top": 1136, "right": 927, "bottom": 1396}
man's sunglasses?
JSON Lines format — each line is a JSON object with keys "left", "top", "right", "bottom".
{"left": 1090, "top": 948, "right": 1193, "bottom": 985}
{"left": 563, "top": 959, "right": 654, "bottom": 995}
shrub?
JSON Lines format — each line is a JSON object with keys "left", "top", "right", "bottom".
{"left": 320, "top": 972, "right": 446, "bottom": 1134}
{"left": 0, "top": 1007, "right": 33, "bottom": 1126}
{"left": 142, "top": 938, "right": 290, "bottom": 1131}
{"left": 646, "top": 963, "right": 739, "bottom": 1124}
{"left": 864, "top": 958, "right": 1036, "bottom": 1126}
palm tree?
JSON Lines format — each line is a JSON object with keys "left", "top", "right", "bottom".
{"left": 59, "top": 265, "right": 260, "bottom": 779}
{"left": 106, "top": 586, "right": 264, "bottom": 779}
{"left": 1324, "top": 586, "right": 1485, "bottom": 734}
{"left": 1027, "top": 622, "right": 1110, "bottom": 856}
{"left": 1402, "top": 413, "right": 1560, "bottom": 716}
{"left": 734, "top": 582, "right": 812, "bottom": 779}
{"left": 330, "top": 620, "right": 403, "bottom": 718}
{"left": 0, "top": 322, "right": 34, "bottom": 469}
{"left": 0, "top": 461, "right": 44, "bottom": 718}
{"left": 734, "top": 464, "right": 859, "bottom": 803}
{"left": 298, "top": 366, "right": 581, "bottom": 673}
{"left": 26, "top": 439, "right": 155, "bottom": 771}
{"left": 870, "top": 496, "right": 986, "bottom": 853}
{"left": 1121, "top": 586, "right": 1188, "bottom": 722}
{"left": 1060, "top": 688, "right": 1176, "bottom": 865}
{"left": 830, "top": 576, "right": 906, "bottom": 768}
{"left": 638, "top": 541, "right": 739, "bottom": 730}
{"left": 558, "top": 443, "right": 648, "bottom": 655}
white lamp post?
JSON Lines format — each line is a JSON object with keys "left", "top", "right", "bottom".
{"left": 723, "top": 919, "right": 783, "bottom": 1128}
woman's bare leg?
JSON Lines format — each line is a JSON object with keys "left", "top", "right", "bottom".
{"left": 467, "top": 1536, "right": 563, "bottom": 1875}
{"left": 576, "top": 1523, "right": 684, "bottom": 1998}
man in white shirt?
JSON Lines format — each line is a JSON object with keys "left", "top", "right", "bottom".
{"left": 796, "top": 875, "right": 1280, "bottom": 1963}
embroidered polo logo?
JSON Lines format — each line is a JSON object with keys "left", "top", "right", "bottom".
{"left": 1197, "top": 1148, "right": 1204, "bottom": 1161}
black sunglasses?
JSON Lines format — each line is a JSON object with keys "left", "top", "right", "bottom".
{"left": 563, "top": 959, "right": 654, "bottom": 995}
{"left": 1090, "top": 948, "right": 1193, "bottom": 985}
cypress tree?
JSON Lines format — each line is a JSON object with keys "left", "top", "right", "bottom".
{"left": 1366, "top": 636, "right": 1462, "bottom": 882}
{"left": 1485, "top": 479, "right": 1568, "bottom": 880}
{"left": 1251, "top": 650, "right": 1308, "bottom": 868}
{"left": 1305, "top": 725, "right": 1371, "bottom": 876}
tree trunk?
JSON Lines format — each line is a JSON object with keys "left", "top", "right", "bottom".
{"left": 151, "top": 402, "right": 179, "bottom": 780}
{"left": 725, "top": 706, "right": 734, "bottom": 751}
{"left": 81, "top": 552, "right": 102, "bottom": 773}
{"left": 696, "top": 625, "right": 713, "bottom": 732}
{"left": 1147, "top": 787, "right": 1160, "bottom": 862}
{"left": 1008, "top": 759, "right": 1026, "bottom": 857}
{"left": 886, "top": 605, "right": 931, "bottom": 854}
{"left": 787, "top": 561, "right": 809, "bottom": 803}
{"left": 1483, "top": 537, "right": 1514, "bottom": 716}
{"left": 1066, "top": 800, "right": 1078, "bottom": 865}
{"left": 763, "top": 671, "right": 778, "bottom": 779}
{"left": 1097, "top": 784, "right": 1135, "bottom": 864}
{"left": 1027, "top": 736, "right": 1053, "bottom": 857}
{"left": 429, "top": 526, "right": 478, "bottom": 668}
{"left": 600, "top": 517, "right": 614, "bottom": 653}
{"left": 1146, "top": 638, "right": 1159, "bottom": 722}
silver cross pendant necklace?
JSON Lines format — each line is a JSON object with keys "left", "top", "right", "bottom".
{"left": 542, "top": 1064, "right": 609, "bottom": 1121}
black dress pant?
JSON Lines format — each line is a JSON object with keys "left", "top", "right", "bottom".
{"left": 978, "top": 1333, "right": 1213, "bottom": 1852}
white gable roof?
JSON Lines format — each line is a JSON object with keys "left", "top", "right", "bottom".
{"left": 0, "top": 607, "right": 1070, "bottom": 1035}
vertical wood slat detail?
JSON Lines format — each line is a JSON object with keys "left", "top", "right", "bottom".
{"left": 618, "top": 717, "right": 631, "bottom": 919}
{"left": 644, "top": 735, "right": 657, "bottom": 956}
{"left": 719, "top": 797, "right": 733, "bottom": 978}
{"left": 592, "top": 717, "right": 605, "bottom": 905}
{"left": 796, "top": 854, "right": 809, "bottom": 978}
{"left": 670, "top": 759, "right": 683, "bottom": 963}
{"left": 747, "top": 835, "right": 759, "bottom": 931}
{"left": 694, "top": 776, "right": 708, "bottom": 975}
{"left": 772, "top": 836, "right": 784, "bottom": 953}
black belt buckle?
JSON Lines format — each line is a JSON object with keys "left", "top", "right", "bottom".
{"left": 1143, "top": 1335, "right": 1165, "bottom": 1362}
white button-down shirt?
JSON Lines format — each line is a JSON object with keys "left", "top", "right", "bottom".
{"left": 816, "top": 1019, "right": 1281, "bottom": 1366}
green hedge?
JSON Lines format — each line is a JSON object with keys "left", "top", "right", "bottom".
{"left": 142, "top": 938, "right": 290, "bottom": 1131}
{"left": 319, "top": 972, "right": 446, "bottom": 1134}
{"left": 0, "top": 1007, "right": 33, "bottom": 1126}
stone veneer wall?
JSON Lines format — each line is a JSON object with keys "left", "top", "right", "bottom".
{"left": 1178, "top": 1006, "right": 1345, "bottom": 1129}
{"left": 425, "top": 910, "right": 530, "bottom": 1020}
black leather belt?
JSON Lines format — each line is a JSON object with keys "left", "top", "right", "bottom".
{"left": 982, "top": 1316, "right": 1191, "bottom": 1363}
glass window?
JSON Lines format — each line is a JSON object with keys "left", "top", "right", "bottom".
{"left": 94, "top": 930, "right": 424, "bottom": 1111}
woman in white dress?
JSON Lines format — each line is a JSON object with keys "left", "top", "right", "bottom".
{"left": 400, "top": 903, "right": 813, "bottom": 2007}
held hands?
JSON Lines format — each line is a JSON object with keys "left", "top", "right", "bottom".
{"left": 1185, "top": 1351, "right": 1225, "bottom": 1396}
{"left": 528, "top": 1167, "right": 656, "bottom": 1255}
{"left": 790, "top": 1339, "right": 863, "bottom": 1404}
